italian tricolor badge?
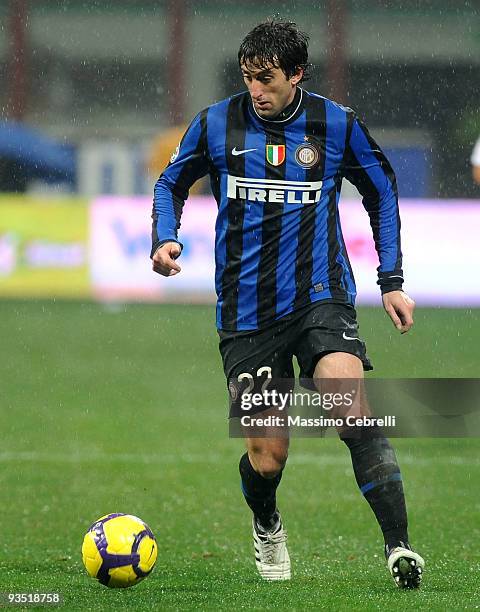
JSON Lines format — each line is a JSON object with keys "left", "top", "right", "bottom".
{"left": 266, "top": 144, "right": 286, "bottom": 166}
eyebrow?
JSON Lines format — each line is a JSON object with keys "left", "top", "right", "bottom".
{"left": 241, "top": 68, "right": 274, "bottom": 77}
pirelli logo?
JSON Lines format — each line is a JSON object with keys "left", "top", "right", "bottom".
{"left": 227, "top": 175, "right": 323, "bottom": 204}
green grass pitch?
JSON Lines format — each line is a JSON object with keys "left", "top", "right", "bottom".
{"left": 0, "top": 301, "right": 479, "bottom": 610}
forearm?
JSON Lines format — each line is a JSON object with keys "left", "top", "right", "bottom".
{"left": 365, "top": 190, "right": 403, "bottom": 294}
{"left": 151, "top": 177, "right": 185, "bottom": 257}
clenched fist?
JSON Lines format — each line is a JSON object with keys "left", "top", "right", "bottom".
{"left": 152, "top": 242, "right": 182, "bottom": 277}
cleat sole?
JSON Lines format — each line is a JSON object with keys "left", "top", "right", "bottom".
{"left": 387, "top": 547, "right": 425, "bottom": 590}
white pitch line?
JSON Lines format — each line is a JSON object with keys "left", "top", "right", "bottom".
{"left": 0, "top": 451, "right": 478, "bottom": 467}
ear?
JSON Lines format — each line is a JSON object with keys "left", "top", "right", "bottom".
{"left": 290, "top": 67, "right": 304, "bottom": 85}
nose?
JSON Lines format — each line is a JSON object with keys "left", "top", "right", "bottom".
{"left": 250, "top": 80, "right": 265, "bottom": 100}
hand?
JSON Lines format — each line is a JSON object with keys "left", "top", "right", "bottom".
{"left": 152, "top": 242, "right": 182, "bottom": 277}
{"left": 382, "top": 290, "right": 415, "bottom": 334}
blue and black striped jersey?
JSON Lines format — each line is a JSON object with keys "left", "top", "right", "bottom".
{"left": 151, "top": 88, "right": 403, "bottom": 331}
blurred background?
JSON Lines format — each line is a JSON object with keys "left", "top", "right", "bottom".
{"left": 0, "top": 0, "right": 479, "bottom": 303}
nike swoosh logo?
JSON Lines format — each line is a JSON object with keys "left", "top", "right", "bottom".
{"left": 342, "top": 332, "right": 360, "bottom": 342}
{"left": 232, "top": 147, "right": 257, "bottom": 156}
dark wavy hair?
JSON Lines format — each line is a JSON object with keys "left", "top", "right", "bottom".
{"left": 238, "top": 20, "right": 311, "bottom": 82}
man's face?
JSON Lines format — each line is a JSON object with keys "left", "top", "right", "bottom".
{"left": 241, "top": 60, "right": 303, "bottom": 119}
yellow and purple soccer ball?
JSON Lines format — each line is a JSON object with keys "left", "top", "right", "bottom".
{"left": 82, "top": 513, "right": 158, "bottom": 588}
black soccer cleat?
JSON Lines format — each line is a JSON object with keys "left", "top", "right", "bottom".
{"left": 385, "top": 542, "right": 425, "bottom": 588}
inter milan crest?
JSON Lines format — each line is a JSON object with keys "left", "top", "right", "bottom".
{"left": 266, "top": 144, "right": 286, "bottom": 167}
{"left": 295, "top": 143, "right": 319, "bottom": 168}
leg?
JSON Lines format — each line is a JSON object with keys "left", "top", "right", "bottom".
{"left": 218, "top": 320, "right": 294, "bottom": 580}
{"left": 314, "top": 352, "right": 409, "bottom": 548}
{"left": 239, "top": 434, "right": 288, "bottom": 528}
{"left": 315, "top": 352, "right": 424, "bottom": 587}
{"left": 239, "top": 434, "right": 290, "bottom": 580}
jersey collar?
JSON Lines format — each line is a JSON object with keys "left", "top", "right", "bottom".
{"left": 248, "top": 88, "right": 305, "bottom": 126}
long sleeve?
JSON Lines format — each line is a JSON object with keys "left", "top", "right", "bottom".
{"left": 343, "top": 113, "right": 403, "bottom": 294}
{"left": 151, "top": 110, "right": 210, "bottom": 258}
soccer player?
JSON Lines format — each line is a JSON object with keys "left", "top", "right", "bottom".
{"left": 151, "top": 20, "right": 425, "bottom": 588}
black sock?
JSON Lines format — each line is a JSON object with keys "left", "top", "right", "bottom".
{"left": 342, "top": 426, "right": 409, "bottom": 548}
{"left": 239, "top": 453, "right": 282, "bottom": 527}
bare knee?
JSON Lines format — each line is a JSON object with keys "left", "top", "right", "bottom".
{"left": 314, "top": 351, "right": 364, "bottom": 379}
{"left": 247, "top": 441, "right": 288, "bottom": 479}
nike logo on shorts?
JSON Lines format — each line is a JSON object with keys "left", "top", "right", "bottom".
{"left": 342, "top": 332, "right": 360, "bottom": 342}
{"left": 232, "top": 147, "right": 257, "bottom": 156}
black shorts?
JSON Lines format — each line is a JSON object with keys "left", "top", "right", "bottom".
{"left": 218, "top": 302, "right": 372, "bottom": 417}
